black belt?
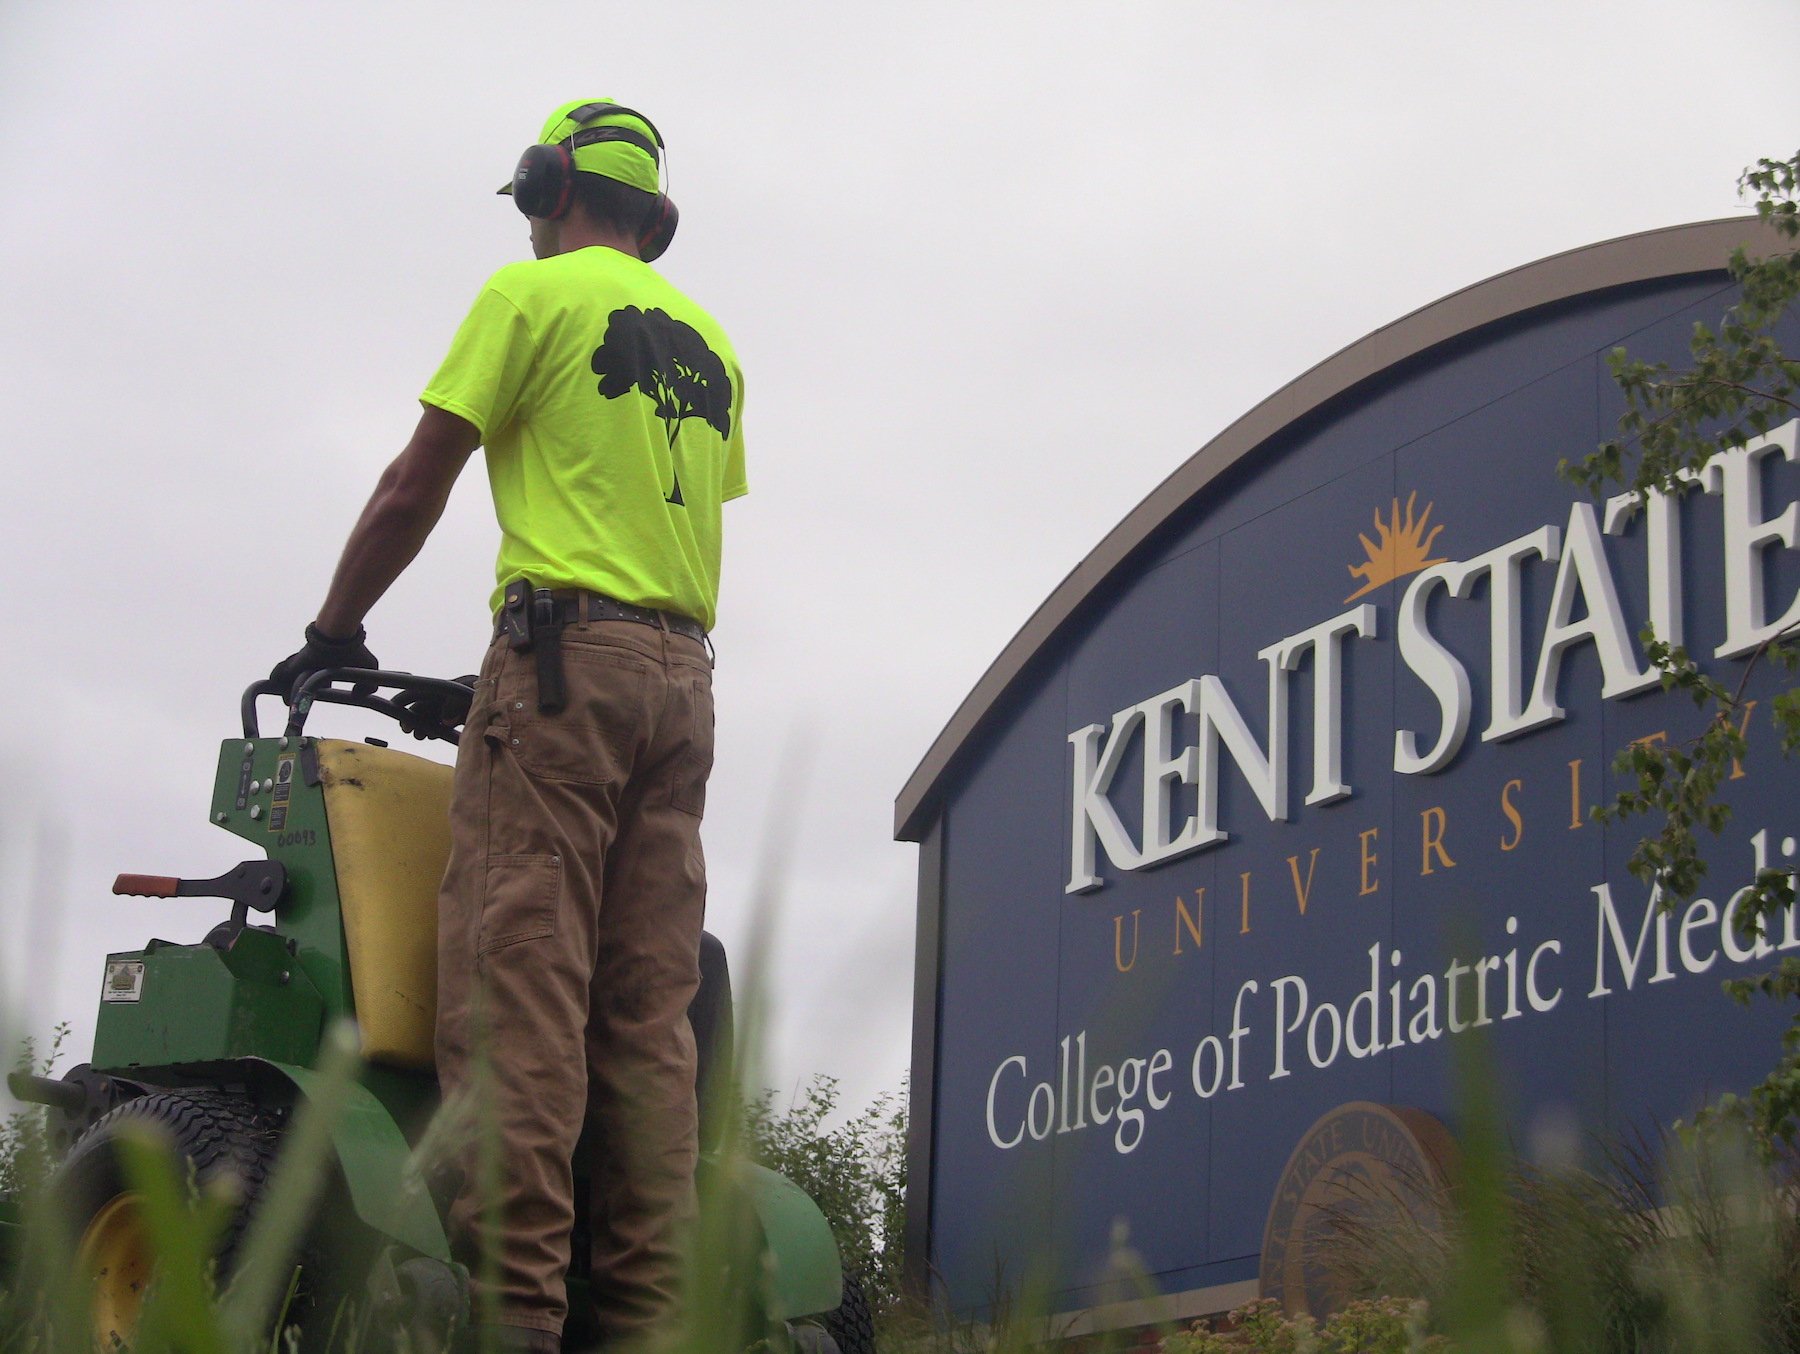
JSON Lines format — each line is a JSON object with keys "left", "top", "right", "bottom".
{"left": 497, "top": 584, "right": 707, "bottom": 717}
{"left": 496, "top": 586, "right": 707, "bottom": 645}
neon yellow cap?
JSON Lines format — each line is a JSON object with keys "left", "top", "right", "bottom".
{"left": 497, "top": 98, "right": 661, "bottom": 197}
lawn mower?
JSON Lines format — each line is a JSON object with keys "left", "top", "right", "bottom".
{"left": 3, "top": 669, "right": 866, "bottom": 1352}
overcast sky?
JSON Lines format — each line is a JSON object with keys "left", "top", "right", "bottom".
{"left": 1, "top": 1, "right": 1795, "bottom": 1118}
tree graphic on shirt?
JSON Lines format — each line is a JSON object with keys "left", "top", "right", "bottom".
{"left": 590, "top": 306, "right": 733, "bottom": 506}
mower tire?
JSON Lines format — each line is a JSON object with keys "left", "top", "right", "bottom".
{"left": 54, "top": 1088, "right": 285, "bottom": 1348}
{"left": 819, "top": 1273, "right": 876, "bottom": 1354}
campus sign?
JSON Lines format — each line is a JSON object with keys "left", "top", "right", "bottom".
{"left": 896, "top": 219, "right": 1800, "bottom": 1327}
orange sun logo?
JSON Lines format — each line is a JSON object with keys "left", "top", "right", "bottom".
{"left": 1344, "top": 492, "right": 1450, "bottom": 602}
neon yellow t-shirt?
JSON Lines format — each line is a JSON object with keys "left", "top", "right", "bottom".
{"left": 422, "top": 246, "right": 747, "bottom": 631}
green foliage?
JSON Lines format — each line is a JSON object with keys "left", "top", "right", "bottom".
{"left": 1563, "top": 154, "right": 1799, "bottom": 502}
{"left": 739, "top": 1074, "right": 908, "bottom": 1325}
{"left": 1560, "top": 152, "right": 1800, "bottom": 1148}
{"left": 1164, "top": 1296, "right": 1445, "bottom": 1354}
{"left": 0, "top": 1024, "right": 68, "bottom": 1199}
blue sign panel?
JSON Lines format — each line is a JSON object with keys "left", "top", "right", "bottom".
{"left": 899, "top": 223, "right": 1800, "bottom": 1323}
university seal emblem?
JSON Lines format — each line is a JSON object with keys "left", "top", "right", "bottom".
{"left": 1259, "top": 1101, "right": 1457, "bottom": 1317}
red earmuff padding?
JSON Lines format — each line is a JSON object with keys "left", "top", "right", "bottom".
{"left": 546, "top": 144, "right": 575, "bottom": 220}
{"left": 640, "top": 196, "right": 679, "bottom": 262}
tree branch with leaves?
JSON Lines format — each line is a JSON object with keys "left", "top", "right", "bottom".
{"left": 1562, "top": 153, "right": 1800, "bottom": 1147}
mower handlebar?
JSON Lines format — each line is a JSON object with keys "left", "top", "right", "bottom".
{"left": 241, "top": 670, "right": 468, "bottom": 746}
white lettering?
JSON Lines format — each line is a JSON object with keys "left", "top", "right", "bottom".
{"left": 1444, "top": 957, "right": 1472, "bottom": 1033}
{"left": 1720, "top": 883, "right": 1776, "bottom": 964}
{"left": 1137, "top": 685, "right": 1211, "bottom": 865}
{"left": 985, "top": 1056, "right": 1028, "bottom": 1150}
{"left": 1526, "top": 940, "right": 1562, "bottom": 1011}
{"left": 1264, "top": 604, "right": 1378, "bottom": 806}
{"left": 1605, "top": 478, "right": 1697, "bottom": 661}
{"left": 1269, "top": 975, "right": 1308, "bottom": 1079}
{"left": 1524, "top": 501, "right": 1651, "bottom": 731}
{"left": 1306, "top": 1001, "right": 1343, "bottom": 1068}
{"left": 1145, "top": 1048, "right": 1173, "bottom": 1110}
{"left": 1114, "top": 1058, "right": 1148, "bottom": 1153}
{"left": 1089, "top": 1063, "right": 1116, "bottom": 1125}
{"left": 1228, "top": 980, "right": 1256, "bottom": 1089}
{"left": 1394, "top": 564, "right": 1474, "bottom": 774}
{"left": 1590, "top": 881, "right": 1675, "bottom": 996}
{"left": 1192, "top": 1035, "right": 1225, "bottom": 1098}
{"left": 1067, "top": 714, "right": 1145, "bottom": 893}
{"left": 1344, "top": 942, "right": 1383, "bottom": 1057}
{"left": 1188, "top": 672, "right": 1289, "bottom": 846}
{"left": 1704, "top": 419, "right": 1800, "bottom": 659}
{"left": 1059, "top": 429, "right": 1800, "bottom": 889}
{"left": 1473, "top": 526, "right": 1563, "bottom": 740}
{"left": 1679, "top": 896, "right": 1720, "bottom": 973}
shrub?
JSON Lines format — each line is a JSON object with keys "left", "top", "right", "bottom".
{"left": 739, "top": 1073, "right": 908, "bottom": 1323}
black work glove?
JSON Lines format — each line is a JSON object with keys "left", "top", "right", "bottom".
{"left": 393, "top": 675, "right": 478, "bottom": 739}
{"left": 269, "top": 623, "right": 381, "bottom": 700}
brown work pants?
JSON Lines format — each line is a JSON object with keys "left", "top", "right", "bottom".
{"left": 435, "top": 618, "right": 714, "bottom": 1342}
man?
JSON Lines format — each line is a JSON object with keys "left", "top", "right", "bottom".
{"left": 270, "top": 99, "right": 746, "bottom": 1351}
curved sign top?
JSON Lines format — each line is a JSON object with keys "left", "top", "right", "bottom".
{"left": 896, "top": 217, "right": 1777, "bottom": 842}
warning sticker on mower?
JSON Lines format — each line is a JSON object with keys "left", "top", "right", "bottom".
{"left": 268, "top": 755, "right": 295, "bottom": 831}
{"left": 103, "top": 961, "right": 145, "bottom": 1003}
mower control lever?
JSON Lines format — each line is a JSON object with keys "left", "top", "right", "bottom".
{"left": 113, "top": 860, "right": 287, "bottom": 914}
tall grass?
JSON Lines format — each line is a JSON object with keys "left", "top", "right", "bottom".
{"left": 0, "top": 1019, "right": 866, "bottom": 1353}
{"left": 1314, "top": 1123, "right": 1800, "bottom": 1352}
{"left": 6, "top": 981, "right": 1799, "bottom": 1354}
{"left": 15, "top": 1033, "right": 1798, "bottom": 1354}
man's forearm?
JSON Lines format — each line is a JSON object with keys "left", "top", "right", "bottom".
{"left": 313, "top": 477, "right": 448, "bottom": 638}
{"left": 311, "top": 407, "right": 481, "bottom": 639}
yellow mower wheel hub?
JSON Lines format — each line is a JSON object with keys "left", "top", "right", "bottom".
{"left": 78, "top": 1191, "right": 153, "bottom": 1347}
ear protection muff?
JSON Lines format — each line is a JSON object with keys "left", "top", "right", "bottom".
{"left": 510, "top": 141, "right": 580, "bottom": 221}
{"left": 637, "top": 195, "right": 679, "bottom": 264}
{"left": 508, "top": 102, "right": 680, "bottom": 261}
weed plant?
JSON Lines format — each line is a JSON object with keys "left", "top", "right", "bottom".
{"left": 1, "top": 1024, "right": 67, "bottom": 1201}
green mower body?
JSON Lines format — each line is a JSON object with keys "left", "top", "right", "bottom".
{"left": 97, "top": 735, "right": 354, "bottom": 1073}
{"left": 20, "top": 676, "right": 846, "bottom": 1347}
